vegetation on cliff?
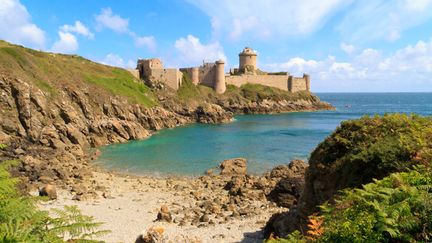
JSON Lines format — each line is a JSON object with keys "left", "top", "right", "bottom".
{"left": 301, "top": 114, "right": 432, "bottom": 215}
{"left": 0, "top": 40, "right": 156, "bottom": 107}
{"left": 177, "top": 73, "right": 320, "bottom": 106}
{"left": 269, "top": 114, "right": 432, "bottom": 242}
{"left": 0, "top": 145, "right": 108, "bottom": 242}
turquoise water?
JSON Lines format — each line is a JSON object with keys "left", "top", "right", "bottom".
{"left": 96, "top": 93, "right": 432, "bottom": 175}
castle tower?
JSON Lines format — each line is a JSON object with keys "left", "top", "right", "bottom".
{"left": 214, "top": 60, "right": 226, "bottom": 94}
{"left": 303, "top": 73, "right": 311, "bottom": 92}
{"left": 191, "top": 67, "right": 199, "bottom": 85}
{"left": 239, "top": 47, "right": 257, "bottom": 75}
{"left": 288, "top": 75, "right": 293, "bottom": 92}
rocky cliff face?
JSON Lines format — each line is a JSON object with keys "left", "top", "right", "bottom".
{"left": 0, "top": 75, "right": 234, "bottom": 194}
{"left": 0, "top": 41, "right": 333, "bottom": 197}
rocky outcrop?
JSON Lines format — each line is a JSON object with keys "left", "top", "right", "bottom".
{"left": 221, "top": 98, "right": 334, "bottom": 115}
{"left": 219, "top": 158, "right": 247, "bottom": 175}
{"left": 160, "top": 159, "right": 308, "bottom": 228}
{"left": 0, "top": 75, "right": 233, "bottom": 195}
{"left": 195, "top": 103, "right": 233, "bottom": 123}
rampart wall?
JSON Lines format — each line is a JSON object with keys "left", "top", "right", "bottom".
{"left": 150, "top": 69, "right": 183, "bottom": 90}
{"left": 225, "top": 75, "right": 290, "bottom": 91}
{"left": 288, "top": 75, "right": 309, "bottom": 92}
{"left": 199, "top": 63, "right": 216, "bottom": 88}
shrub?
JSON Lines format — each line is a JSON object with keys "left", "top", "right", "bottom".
{"left": 0, "top": 159, "right": 109, "bottom": 242}
{"left": 317, "top": 167, "right": 432, "bottom": 242}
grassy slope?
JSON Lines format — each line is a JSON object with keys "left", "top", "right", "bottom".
{"left": 177, "top": 72, "right": 318, "bottom": 105}
{"left": 0, "top": 40, "right": 156, "bottom": 107}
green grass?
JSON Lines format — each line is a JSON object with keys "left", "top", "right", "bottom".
{"left": 177, "top": 72, "right": 316, "bottom": 105}
{"left": 85, "top": 69, "right": 156, "bottom": 107}
{"left": 0, "top": 40, "right": 156, "bottom": 107}
{"left": 236, "top": 83, "right": 314, "bottom": 102}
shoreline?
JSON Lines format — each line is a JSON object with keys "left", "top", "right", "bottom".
{"left": 90, "top": 108, "right": 324, "bottom": 178}
{"left": 37, "top": 166, "right": 288, "bottom": 242}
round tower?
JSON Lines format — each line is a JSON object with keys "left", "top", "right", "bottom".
{"left": 303, "top": 73, "right": 311, "bottom": 92}
{"left": 191, "top": 67, "right": 199, "bottom": 85}
{"left": 239, "top": 47, "right": 257, "bottom": 74}
{"left": 214, "top": 60, "right": 226, "bottom": 94}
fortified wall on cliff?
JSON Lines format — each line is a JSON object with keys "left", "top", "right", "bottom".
{"left": 137, "top": 47, "right": 310, "bottom": 94}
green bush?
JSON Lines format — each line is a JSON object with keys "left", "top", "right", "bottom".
{"left": 310, "top": 114, "right": 432, "bottom": 189}
{"left": 273, "top": 114, "right": 432, "bottom": 242}
{"left": 318, "top": 167, "right": 432, "bottom": 242}
{"left": 0, "top": 159, "right": 109, "bottom": 242}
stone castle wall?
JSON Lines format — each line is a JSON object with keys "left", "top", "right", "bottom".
{"left": 288, "top": 75, "right": 310, "bottom": 92}
{"left": 226, "top": 74, "right": 290, "bottom": 91}
{"left": 150, "top": 69, "right": 183, "bottom": 90}
{"left": 199, "top": 63, "right": 217, "bottom": 88}
{"left": 137, "top": 47, "right": 311, "bottom": 93}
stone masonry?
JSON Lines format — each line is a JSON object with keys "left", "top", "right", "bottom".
{"left": 136, "top": 47, "right": 310, "bottom": 94}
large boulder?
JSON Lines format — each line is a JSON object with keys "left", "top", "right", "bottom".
{"left": 39, "top": 184, "right": 57, "bottom": 200}
{"left": 268, "top": 176, "right": 304, "bottom": 208}
{"left": 156, "top": 205, "right": 172, "bottom": 223}
{"left": 267, "top": 160, "right": 308, "bottom": 207}
{"left": 219, "top": 158, "right": 247, "bottom": 175}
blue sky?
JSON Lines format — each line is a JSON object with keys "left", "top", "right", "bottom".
{"left": 1, "top": 0, "right": 432, "bottom": 92}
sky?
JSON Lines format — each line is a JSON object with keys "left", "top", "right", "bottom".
{"left": 0, "top": 0, "right": 432, "bottom": 92}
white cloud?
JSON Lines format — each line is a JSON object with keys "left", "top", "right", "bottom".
{"left": 0, "top": 0, "right": 45, "bottom": 48}
{"left": 265, "top": 38, "right": 432, "bottom": 91}
{"left": 337, "top": 0, "right": 432, "bottom": 42}
{"left": 100, "top": 53, "right": 135, "bottom": 68}
{"left": 94, "top": 8, "right": 156, "bottom": 52}
{"left": 60, "top": 21, "right": 94, "bottom": 38}
{"left": 186, "top": 0, "right": 349, "bottom": 41}
{"left": 95, "top": 8, "right": 129, "bottom": 33}
{"left": 340, "top": 42, "right": 355, "bottom": 54}
{"left": 50, "top": 31, "right": 78, "bottom": 54}
{"left": 134, "top": 35, "right": 156, "bottom": 51}
{"left": 174, "top": 35, "right": 226, "bottom": 66}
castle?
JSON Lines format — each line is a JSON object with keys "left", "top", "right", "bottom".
{"left": 137, "top": 47, "right": 310, "bottom": 94}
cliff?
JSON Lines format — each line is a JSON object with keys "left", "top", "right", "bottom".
{"left": 265, "top": 114, "right": 432, "bottom": 239}
{"left": 0, "top": 40, "right": 332, "bottom": 195}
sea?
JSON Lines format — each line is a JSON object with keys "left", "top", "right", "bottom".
{"left": 95, "top": 93, "right": 432, "bottom": 176}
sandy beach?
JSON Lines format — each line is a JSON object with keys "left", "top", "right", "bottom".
{"left": 37, "top": 170, "right": 285, "bottom": 243}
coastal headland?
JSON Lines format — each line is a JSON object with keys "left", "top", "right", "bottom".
{"left": 0, "top": 40, "right": 333, "bottom": 241}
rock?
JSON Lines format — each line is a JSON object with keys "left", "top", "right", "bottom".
{"left": 224, "top": 176, "right": 245, "bottom": 195}
{"left": 0, "top": 130, "right": 11, "bottom": 144}
{"left": 264, "top": 210, "right": 301, "bottom": 239}
{"left": 205, "top": 169, "right": 214, "bottom": 176}
{"left": 268, "top": 176, "right": 305, "bottom": 208}
{"left": 71, "top": 184, "right": 87, "bottom": 195}
{"left": 195, "top": 103, "right": 233, "bottom": 124}
{"left": 136, "top": 226, "right": 165, "bottom": 243}
{"left": 270, "top": 160, "right": 308, "bottom": 179}
{"left": 102, "top": 191, "right": 114, "bottom": 199}
{"left": 156, "top": 205, "right": 172, "bottom": 222}
{"left": 39, "top": 184, "right": 57, "bottom": 200}
{"left": 200, "top": 214, "right": 210, "bottom": 222}
{"left": 38, "top": 176, "right": 54, "bottom": 184}
{"left": 14, "top": 148, "right": 25, "bottom": 155}
{"left": 288, "top": 159, "right": 308, "bottom": 175}
{"left": 220, "top": 158, "right": 247, "bottom": 175}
